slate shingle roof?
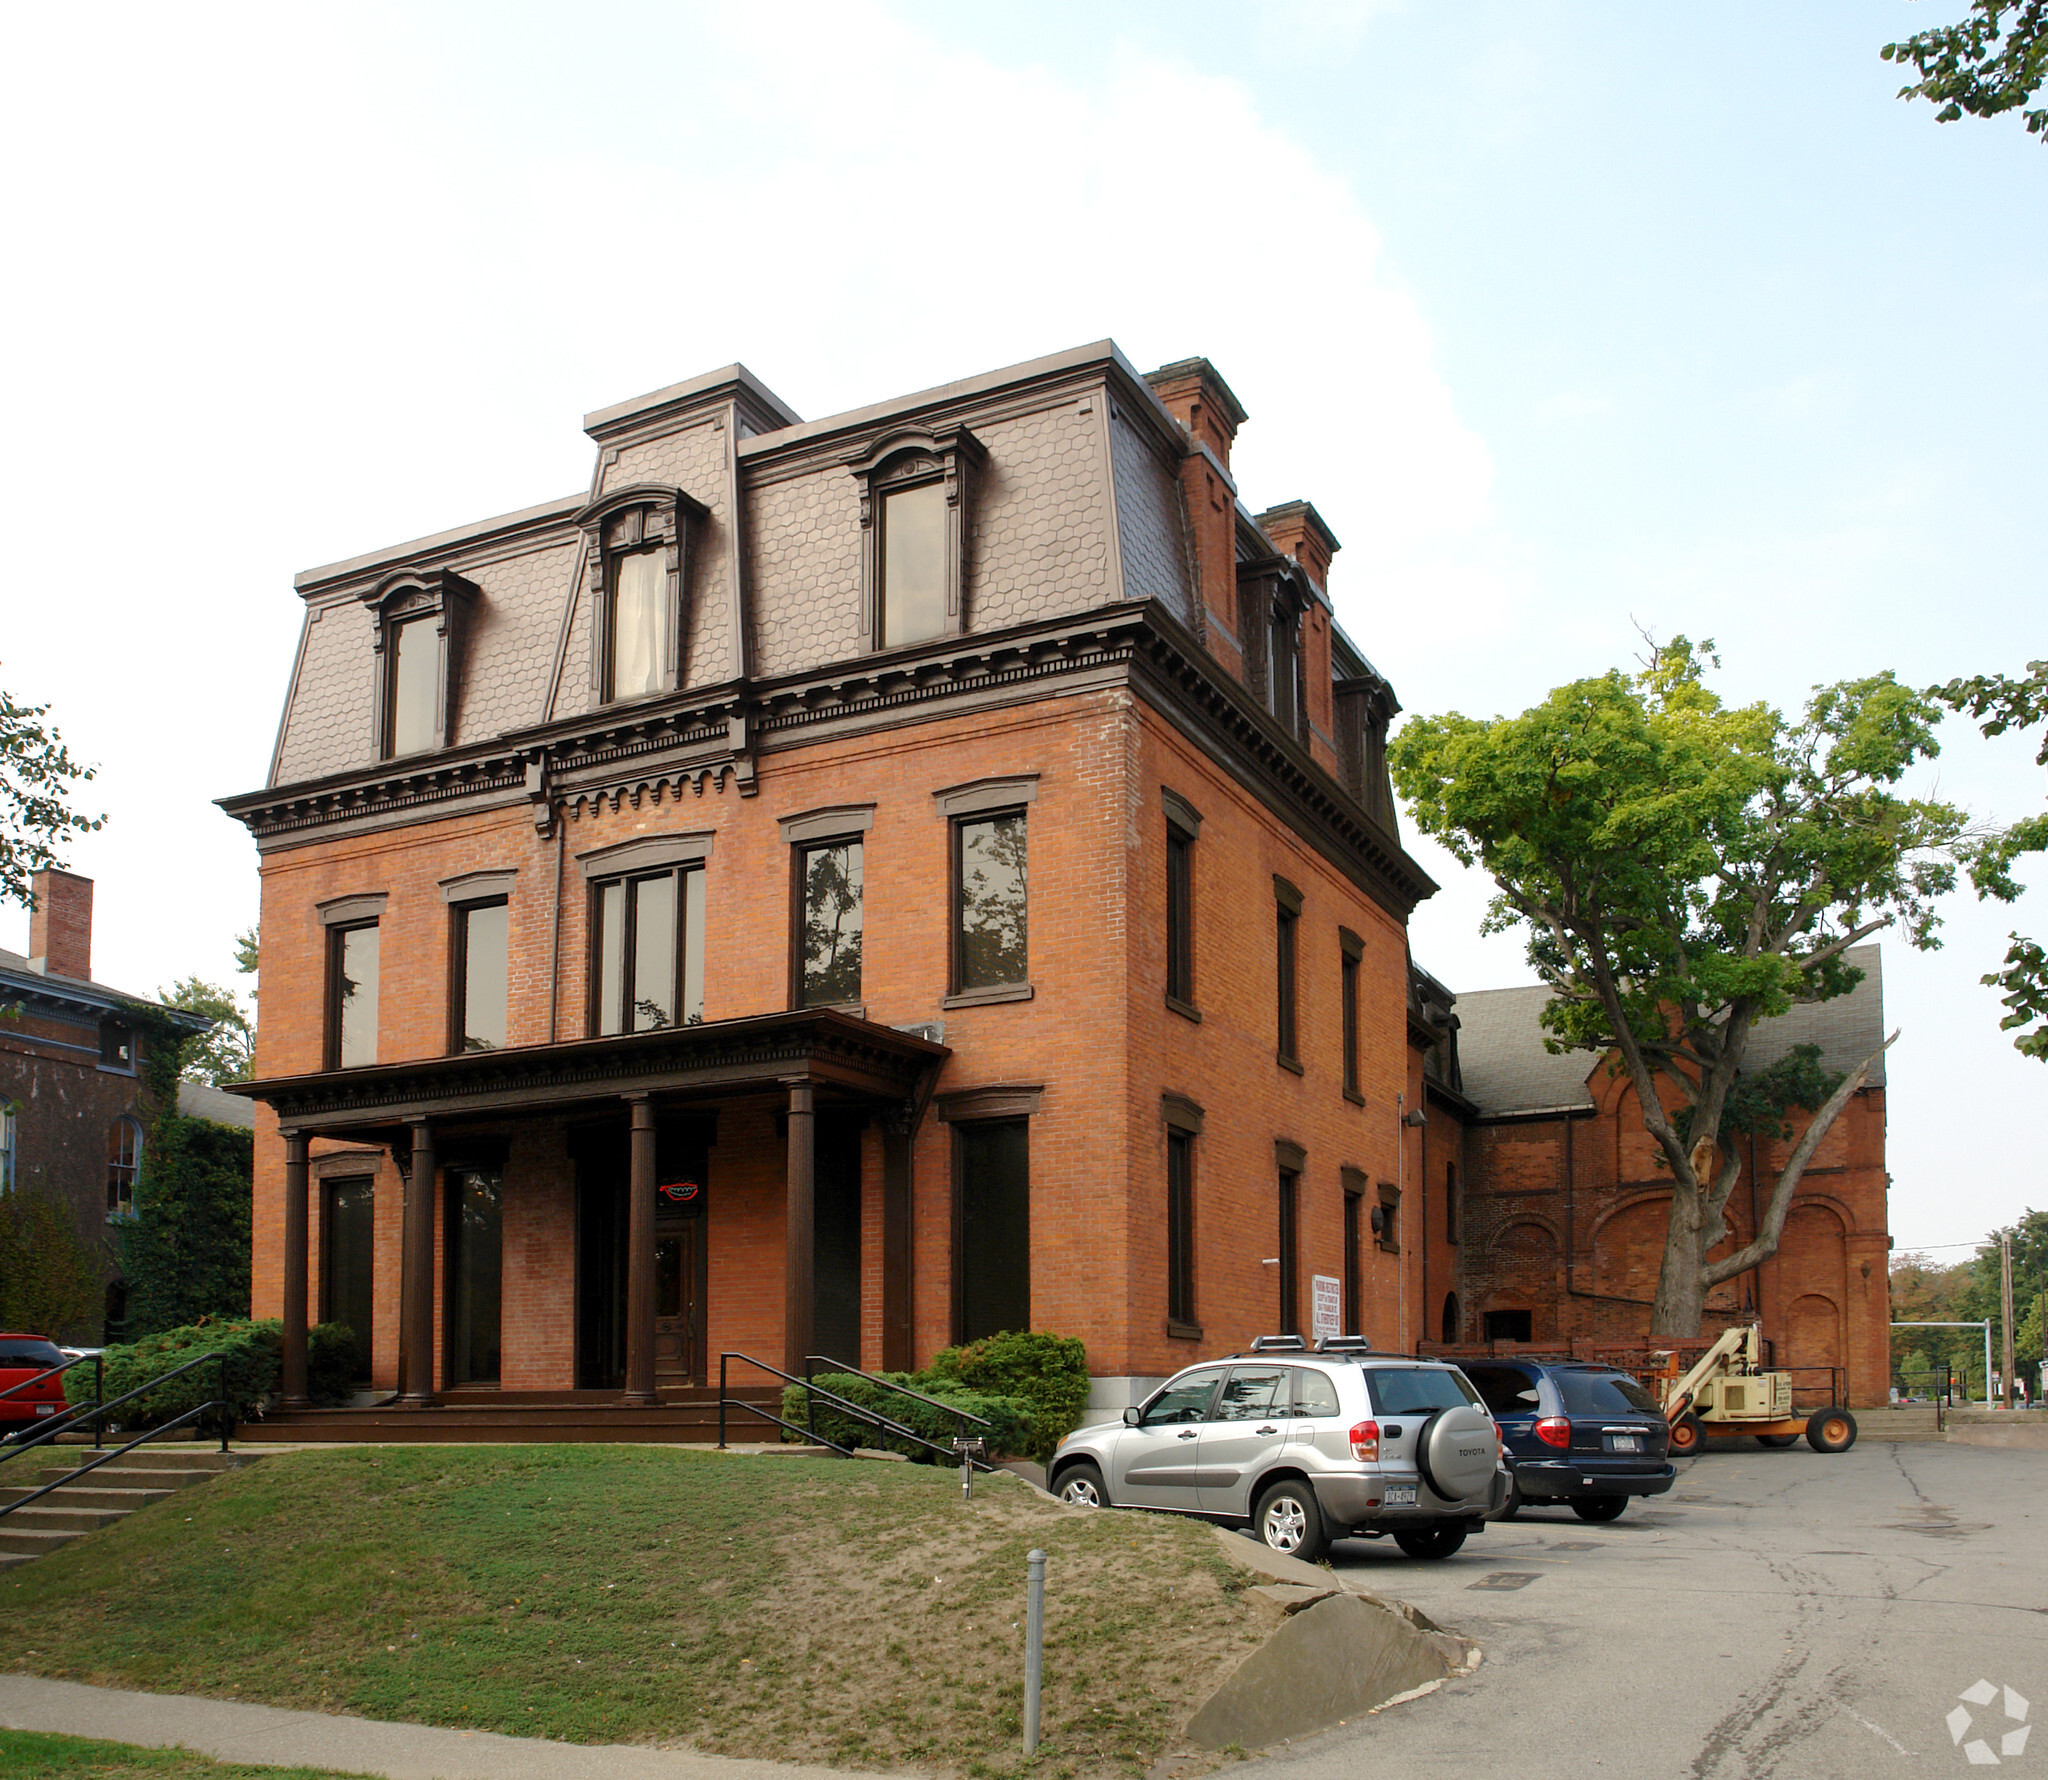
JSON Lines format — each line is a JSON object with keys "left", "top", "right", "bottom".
{"left": 1451, "top": 945, "right": 1886, "bottom": 1117}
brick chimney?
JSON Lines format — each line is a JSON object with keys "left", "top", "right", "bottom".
{"left": 1256, "top": 500, "right": 1340, "bottom": 592}
{"left": 28, "top": 869, "right": 93, "bottom": 980}
{"left": 1143, "top": 358, "right": 1247, "bottom": 468}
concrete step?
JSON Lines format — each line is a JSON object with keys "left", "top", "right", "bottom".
{"left": 28, "top": 1464, "right": 226, "bottom": 1493}
{"left": 0, "top": 1502, "right": 128, "bottom": 1535}
{"left": 0, "top": 1524, "right": 85, "bottom": 1558}
{"left": 0, "top": 1484, "right": 171, "bottom": 1512}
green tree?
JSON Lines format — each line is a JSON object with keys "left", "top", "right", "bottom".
{"left": 1934, "top": 662, "right": 2048, "bottom": 1059}
{"left": 0, "top": 1185, "right": 104, "bottom": 1340}
{"left": 156, "top": 975, "right": 255, "bottom": 1087}
{"left": 116, "top": 1021, "right": 253, "bottom": 1337}
{"left": 0, "top": 673, "right": 103, "bottom": 908}
{"left": 1391, "top": 639, "right": 1966, "bottom": 1336}
{"left": 1884, "top": 1, "right": 2048, "bottom": 145}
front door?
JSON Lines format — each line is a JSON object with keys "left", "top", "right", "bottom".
{"left": 654, "top": 1221, "right": 698, "bottom": 1386}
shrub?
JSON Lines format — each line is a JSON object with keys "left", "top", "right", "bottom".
{"left": 780, "top": 1371, "right": 1034, "bottom": 1464}
{"left": 923, "top": 1330, "right": 1092, "bottom": 1462}
{"left": 99, "top": 1318, "right": 280, "bottom": 1432}
{"left": 0, "top": 1186, "right": 104, "bottom": 1343}
{"left": 306, "top": 1322, "right": 362, "bottom": 1406}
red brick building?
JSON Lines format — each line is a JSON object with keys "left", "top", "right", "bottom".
{"left": 1413, "top": 948, "right": 1891, "bottom": 1408}
{"left": 1, "top": 870, "right": 221, "bottom": 1338}
{"left": 222, "top": 344, "right": 1448, "bottom": 1422}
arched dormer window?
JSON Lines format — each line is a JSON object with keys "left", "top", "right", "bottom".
{"left": 363, "top": 568, "right": 480, "bottom": 760}
{"left": 846, "top": 425, "right": 987, "bottom": 653}
{"left": 575, "top": 485, "right": 709, "bottom": 704}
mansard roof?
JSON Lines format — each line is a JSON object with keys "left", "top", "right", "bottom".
{"left": 1450, "top": 945, "right": 1887, "bottom": 1118}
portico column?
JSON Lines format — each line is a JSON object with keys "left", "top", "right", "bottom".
{"left": 784, "top": 1081, "right": 815, "bottom": 1377}
{"left": 280, "top": 1131, "right": 311, "bottom": 1409}
{"left": 398, "top": 1117, "right": 438, "bottom": 1406}
{"left": 623, "top": 1094, "right": 658, "bottom": 1406}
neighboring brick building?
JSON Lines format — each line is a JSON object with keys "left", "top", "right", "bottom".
{"left": 0, "top": 870, "right": 219, "bottom": 1338}
{"left": 221, "top": 343, "right": 1448, "bottom": 1423}
{"left": 1414, "top": 948, "right": 1891, "bottom": 1408}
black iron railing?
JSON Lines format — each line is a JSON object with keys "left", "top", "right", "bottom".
{"left": 0, "top": 1350, "right": 231, "bottom": 1519}
{"left": 716, "top": 1350, "right": 994, "bottom": 1468}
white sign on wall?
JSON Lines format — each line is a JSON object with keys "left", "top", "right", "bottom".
{"left": 1311, "top": 1274, "right": 1342, "bottom": 1343}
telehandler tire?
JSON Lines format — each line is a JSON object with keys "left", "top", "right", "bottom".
{"left": 1805, "top": 1407, "right": 1857, "bottom": 1453}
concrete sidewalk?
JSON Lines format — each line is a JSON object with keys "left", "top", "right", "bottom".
{"left": 0, "top": 1675, "right": 899, "bottom": 1780}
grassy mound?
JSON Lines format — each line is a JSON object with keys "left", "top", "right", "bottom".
{"left": 0, "top": 1729, "right": 373, "bottom": 1778}
{"left": 6, "top": 1447, "right": 1266, "bottom": 1777}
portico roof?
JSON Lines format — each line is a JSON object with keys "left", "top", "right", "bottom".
{"left": 228, "top": 1008, "right": 950, "bottom": 1141}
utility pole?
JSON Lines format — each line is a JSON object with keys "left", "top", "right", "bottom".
{"left": 2001, "top": 1233, "right": 2018, "bottom": 1410}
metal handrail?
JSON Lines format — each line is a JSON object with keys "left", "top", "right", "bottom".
{"left": 803, "top": 1354, "right": 995, "bottom": 1429}
{"left": 716, "top": 1351, "right": 996, "bottom": 1468}
{"left": 0, "top": 1401, "right": 220, "bottom": 1519}
{"left": 0, "top": 1350, "right": 229, "bottom": 1469}
{"left": 0, "top": 1352, "right": 105, "bottom": 1450}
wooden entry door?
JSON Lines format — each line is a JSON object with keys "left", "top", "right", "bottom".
{"left": 655, "top": 1220, "right": 700, "bottom": 1387}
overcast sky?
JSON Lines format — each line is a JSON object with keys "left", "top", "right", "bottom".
{"left": 1, "top": 1, "right": 2040, "bottom": 1255}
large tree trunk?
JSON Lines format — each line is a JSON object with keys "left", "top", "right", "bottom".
{"left": 1650, "top": 1182, "right": 1712, "bottom": 1337}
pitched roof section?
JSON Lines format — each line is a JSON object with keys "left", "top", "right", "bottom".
{"left": 1451, "top": 946, "right": 1887, "bottom": 1117}
{"left": 0, "top": 944, "right": 213, "bottom": 1031}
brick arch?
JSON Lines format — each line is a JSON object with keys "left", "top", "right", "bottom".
{"left": 1784, "top": 1292, "right": 1844, "bottom": 1406}
{"left": 1483, "top": 1220, "right": 1560, "bottom": 1342}
{"left": 1591, "top": 1193, "right": 1672, "bottom": 1302}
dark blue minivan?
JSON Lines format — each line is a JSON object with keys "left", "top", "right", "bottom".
{"left": 1464, "top": 1360, "right": 1675, "bottom": 1522}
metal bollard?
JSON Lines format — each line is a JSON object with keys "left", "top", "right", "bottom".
{"left": 953, "top": 1434, "right": 985, "bottom": 1499}
{"left": 1024, "top": 1547, "right": 1045, "bottom": 1755}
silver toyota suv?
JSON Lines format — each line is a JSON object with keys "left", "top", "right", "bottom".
{"left": 1046, "top": 1335, "right": 1508, "bottom": 1562}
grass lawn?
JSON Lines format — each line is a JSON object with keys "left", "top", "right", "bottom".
{"left": 5, "top": 1447, "right": 1266, "bottom": 1777}
{"left": 0, "top": 1729, "right": 376, "bottom": 1778}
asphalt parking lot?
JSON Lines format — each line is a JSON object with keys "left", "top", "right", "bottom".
{"left": 1251, "top": 1439, "right": 2046, "bottom": 1779}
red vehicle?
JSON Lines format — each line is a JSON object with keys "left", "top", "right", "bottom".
{"left": 0, "top": 1334, "right": 70, "bottom": 1435}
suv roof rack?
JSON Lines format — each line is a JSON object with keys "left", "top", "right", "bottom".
{"left": 1314, "top": 1334, "right": 1373, "bottom": 1353}
{"left": 1247, "top": 1333, "right": 1309, "bottom": 1353}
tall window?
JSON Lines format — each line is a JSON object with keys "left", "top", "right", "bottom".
{"left": 452, "top": 898, "right": 509, "bottom": 1053}
{"left": 609, "top": 547, "right": 668, "bottom": 700}
{"left": 1276, "top": 1157, "right": 1301, "bottom": 1336}
{"left": 328, "top": 922, "right": 381, "bottom": 1069}
{"left": 1343, "top": 1183, "right": 1363, "bottom": 1338}
{"left": 387, "top": 615, "right": 440, "bottom": 756}
{"left": 1377, "top": 1185, "right": 1401, "bottom": 1254}
{"left": 0, "top": 1104, "right": 16, "bottom": 1194}
{"left": 880, "top": 480, "right": 947, "bottom": 647}
{"left": 1164, "top": 790, "right": 1200, "bottom": 1016}
{"left": 797, "top": 839, "right": 864, "bottom": 1007}
{"left": 445, "top": 1166, "right": 503, "bottom": 1386}
{"left": 106, "top": 1117, "right": 142, "bottom": 1221}
{"left": 1444, "top": 1162, "right": 1459, "bottom": 1245}
{"left": 593, "top": 867, "right": 705, "bottom": 1035}
{"left": 957, "top": 1119, "right": 1030, "bottom": 1342}
{"left": 1339, "top": 928, "right": 1363, "bottom": 1101}
{"left": 1274, "top": 877, "right": 1302, "bottom": 1070}
{"left": 98, "top": 1019, "right": 135, "bottom": 1071}
{"left": 1164, "top": 1093, "right": 1203, "bottom": 1338}
{"left": 955, "top": 812, "right": 1028, "bottom": 993}
{"left": 322, "top": 1177, "right": 375, "bottom": 1381}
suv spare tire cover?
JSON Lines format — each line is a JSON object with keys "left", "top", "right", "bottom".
{"left": 1415, "top": 1406, "right": 1497, "bottom": 1502}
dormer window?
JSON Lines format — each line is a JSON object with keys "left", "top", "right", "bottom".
{"left": 575, "top": 485, "right": 709, "bottom": 704}
{"left": 1237, "top": 556, "right": 1311, "bottom": 746}
{"left": 363, "top": 568, "right": 479, "bottom": 760}
{"left": 847, "top": 425, "right": 987, "bottom": 653}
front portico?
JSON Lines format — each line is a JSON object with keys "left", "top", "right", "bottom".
{"left": 235, "top": 1011, "right": 947, "bottom": 1424}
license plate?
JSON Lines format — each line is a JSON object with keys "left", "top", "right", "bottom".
{"left": 1607, "top": 1434, "right": 1640, "bottom": 1452}
{"left": 1384, "top": 1484, "right": 1418, "bottom": 1506}
{"left": 34, "top": 1405, "right": 56, "bottom": 1416}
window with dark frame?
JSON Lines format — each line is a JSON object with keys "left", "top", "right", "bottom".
{"left": 591, "top": 866, "right": 705, "bottom": 1036}
{"left": 1377, "top": 1184, "right": 1401, "bottom": 1254}
{"left": 444, "top": 1166, "right": 504, "bottom": 1386}
{"left": 954, "top": 811, "right": 1028, "bottom": 993}
{"left": 328, "top": 921, "right": 381, "bottom": 1069}
{"left": 98, "top": 1019, "right": 134, "bottom": 1071}
{"left": 956, "top": 1118, "right": 1030, "bottom": 1343}
{"left": 607, "top": 544, "right": 669, "bottom": 701}
{"left": 849, "top": 426, "right": 986, "bottom": 655}
{"left": 1164, "top": 790, "right": 1200, "bottom": 1016}
{"left": 1339, "top": 928, "right": 1363, "bottom": 1100}
{"left": 386, "top": 615, "right": 440, "bottom": 756}
{"left": 1343, "top": 1184, "right": 1363, "bottom": 1338}
{"left": 1164, "top": 1092, "right": 1203, "bottom": 1338}
{"left": 451, "top": 898, "right": 509, "bottom": 1053}
{"left": 106, "top": 1117, "right": 142, "bottom": 1221}
{"left": 1485, "top": 1308, "right": 1533, "bottom": 1343}
{"left": 363, "top": 569, "right": 477, "bottom": 762}
{"left": 1445, "top": 1161, "right": 1459, "bottom": 1245}
{"left": 576, "top": 487, "right": 707, "bottom": 708}
{"left": 321, "top": 1176, "right": 375, "bottom": 1381}
{"left": 0, "top": 1103, "right": 15, "bottom": 1195}
{"left": 796, "top": 838, "right": 865, "bottom": 1007}
{"left": 1274, "top": 877, "right": 1302, "bottom": 1069}
{"left": 1277, "top": 1163, "right": 1300, "bottom": 1336}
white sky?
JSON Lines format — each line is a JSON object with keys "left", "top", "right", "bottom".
{"left": 1, "top": 0, "right": 2040, "bottom": 1254}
